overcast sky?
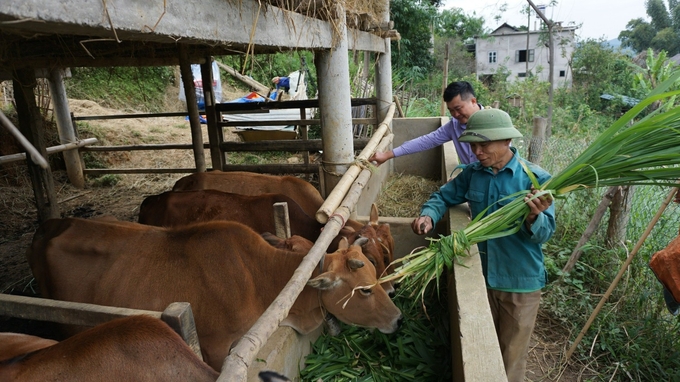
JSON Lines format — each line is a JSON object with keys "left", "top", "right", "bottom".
{"left": 442, "top": 0, "right": 649, "bottom": 41}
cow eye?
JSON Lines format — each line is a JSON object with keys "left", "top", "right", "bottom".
{"left": 368, "top": 258, "right": 377, "bottom": 266}
{"left": 359, "top": 287, "right": 372, "bottom": 296}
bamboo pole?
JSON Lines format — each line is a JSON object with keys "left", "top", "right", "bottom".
{"left": 214, "top": 61, "right": 269, "bottom": 95}
{"left": 315, "top": 103, "right": 395, "bottom": 224}
{"left": 0, "top": 109, "right": 49, "bottom": 169}
{"left": 217, "top": 133, "right": 394, "bottom": 382}
{"left": 565, "top": 185, "right": 680, "bottom": 361}
{"left": 0, "top": 138, "right": 98, "bottom": 165}
{"left": 218, "top": 207, "right": 346, "bottom": 382}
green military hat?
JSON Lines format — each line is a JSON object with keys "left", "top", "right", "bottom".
{"left": 458, "top": 109, "right": 523, "bottom": 142}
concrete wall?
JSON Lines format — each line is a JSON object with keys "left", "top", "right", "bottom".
{"left": 392, "top": 117, "right": 444, "bottom": 180}
{"left": 247, "top": 327, "right": 321, "bottom": 382}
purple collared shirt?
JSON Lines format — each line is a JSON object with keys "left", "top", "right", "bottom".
{"left": 392, "top": 109, "right": 480, "bottom": 165}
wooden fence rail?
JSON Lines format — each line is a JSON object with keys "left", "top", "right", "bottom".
{"left": 0, "top": 293, "right": 203, "bottom": 360}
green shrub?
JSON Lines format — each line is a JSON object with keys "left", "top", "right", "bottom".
{"left": 65, "top": 67, "right": 174, "bottom": 112}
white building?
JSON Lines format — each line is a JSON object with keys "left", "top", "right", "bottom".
{"left": 474, "top": 23, "right": 577, "bottom": 86}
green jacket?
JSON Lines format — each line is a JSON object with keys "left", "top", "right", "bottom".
{"left": 420, "top": 148, "right": 556, "bottom": 291}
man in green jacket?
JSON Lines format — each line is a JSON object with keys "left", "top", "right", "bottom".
{"left": 412, "top": 109, "right": 556, "bottom": 382}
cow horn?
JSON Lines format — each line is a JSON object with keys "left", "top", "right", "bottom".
{"left": 352, "top": 236, "right": 369, "bottom": 247}
{"left": 348, "top": 258, "right": 365, "bottom": 270}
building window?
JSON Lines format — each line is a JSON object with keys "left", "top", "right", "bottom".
{"left": 559, "top": 70, "right": 566, "bottom": 77}
{"left": 488, "top": 51, "right": 497, "bottom": 63}
{"left": 515, "top": 49, "right": 535, "bottom": 63}
{"left": 517, "top": 72, "right": 527, "bottom": 78}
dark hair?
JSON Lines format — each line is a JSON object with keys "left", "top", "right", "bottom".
{"left": 442, "top": 81, "right": 475, "bottom": 103}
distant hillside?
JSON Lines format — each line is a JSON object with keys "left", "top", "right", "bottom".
{"left": 602, "top": 38, "right": 635, "bottom": 55}
{"left": 604, "top": 38, "right": 621, "bottom": 49}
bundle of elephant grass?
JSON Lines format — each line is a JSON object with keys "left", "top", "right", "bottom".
{"left": 381, "top": 74, "right": 680, "bottom": 299}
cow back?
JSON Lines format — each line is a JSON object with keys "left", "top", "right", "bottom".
{"left": 0, "top": 333, "right": 57, "bottom": 361}
{"left": 138, "top": 190, "right": 323, "bottom": 243}
{"left": 0, "top": 315, "right": 218, "bottom": 381}
{"left": 172, "top": 171, "right": 324, "bottom": 218}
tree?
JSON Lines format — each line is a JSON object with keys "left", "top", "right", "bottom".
{"left": 619, "top": 18, "right": 657, "bottom": 53}
{"left": 390, "top": 0, "right": 438, "bottom": 75}
{"left": 432, "top": 7, "right": 485, "bottom": 83}
{"left": 571, "top": 39, "right": 635, "bottom": 110}
{"left": 434, "top": 8, "right": 485, "bottom": 43}
{"left": 619, "top": 0, "right": 680, "bottom": 55}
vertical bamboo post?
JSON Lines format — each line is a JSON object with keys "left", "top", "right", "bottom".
{"left": 13, "top": 68, "right": 59, "bottom": 222}
{"left": 528, "top": 116, "right": 546, "bottom": 164}
{"left": 47, "top": 68, "right": 84, "bottom": 188}
{"left": 201, "top": 57, "right": 222, "bottom": 171}
{"left": 178, "top": 46, "right": 207, "bottom": 172}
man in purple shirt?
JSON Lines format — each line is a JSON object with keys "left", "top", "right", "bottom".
{"left": 369, "top": 81, "right": 482, "bottom": 166}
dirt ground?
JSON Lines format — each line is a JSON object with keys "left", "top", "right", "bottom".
{"left": 0, "top": 97, "right": 594, "bottom": 381}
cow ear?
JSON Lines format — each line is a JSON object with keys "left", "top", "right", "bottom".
{"left": 308, "top": 273, "right": 341, "bottom": 290}
{"left": 261, "top": 232, "right": 282, "bottom": 247}
{"left": 337, "top": 237, "right": 349, "bottom": 250}
{"left": 348, "top": 258, "right": 365, "bottom": 270}
{"left": 370, "top": 204, "right": 379, "bottom": 225}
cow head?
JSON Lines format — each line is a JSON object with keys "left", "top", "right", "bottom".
{"left": 339, "top": 223, "right": 395, "bottom": 295}
{"left": 307, "top": 238, "right": 401, "bottom": 334}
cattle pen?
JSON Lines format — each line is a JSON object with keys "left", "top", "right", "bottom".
{"left": 0, "top": 1, "right": 507, "bottom": 381}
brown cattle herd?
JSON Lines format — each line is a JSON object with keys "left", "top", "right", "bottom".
{"left": 0, "top": 171, "right": 400, "bottom": 381}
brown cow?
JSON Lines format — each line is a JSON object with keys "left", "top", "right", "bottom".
{"left": 171, "top": 171, "right": 396, "bottom": 284}
{"left": 138, "top": 190, "right": 394, "bottom": 293}
{"left": 0, "top": 315, "right": 219, "bottom": 381}
{"left": 173, "top": 170, "right": 324, "bottom": 218}
{"left": 139, "top": 190, "right": 324, "bottom": 241}
{"left": 27, "top": 218, "right": 401, "bottom": 372}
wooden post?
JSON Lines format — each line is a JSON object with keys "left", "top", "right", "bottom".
{"left": 201, "top": 57, "right": 225, "bottom": 171}
{"left": 13, "top": 68, "right": 59, "bottom": 222}
{"left": 273, "top": 202, "right": 291, "bottom": 239}
{"left": 47, "top": 68, "right": 85, "bottom": 188}
{"left": 440, "top": 42, "right": 450, "bottom": 116}
{"left": 606, "top": 185, "right": 635, "bottom": 248}
{"left": 178, "top": 45, "right": 207, "bottom": 172}
{"left": 528, "top": 116, "right": 546, "bottom": 164}
{"left": 161, "top": 302, "right": 203, "bottom": 361}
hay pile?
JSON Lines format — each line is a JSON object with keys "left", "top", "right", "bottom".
{"left": 376, "top": 173, "right": 441, "bottom": 218}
